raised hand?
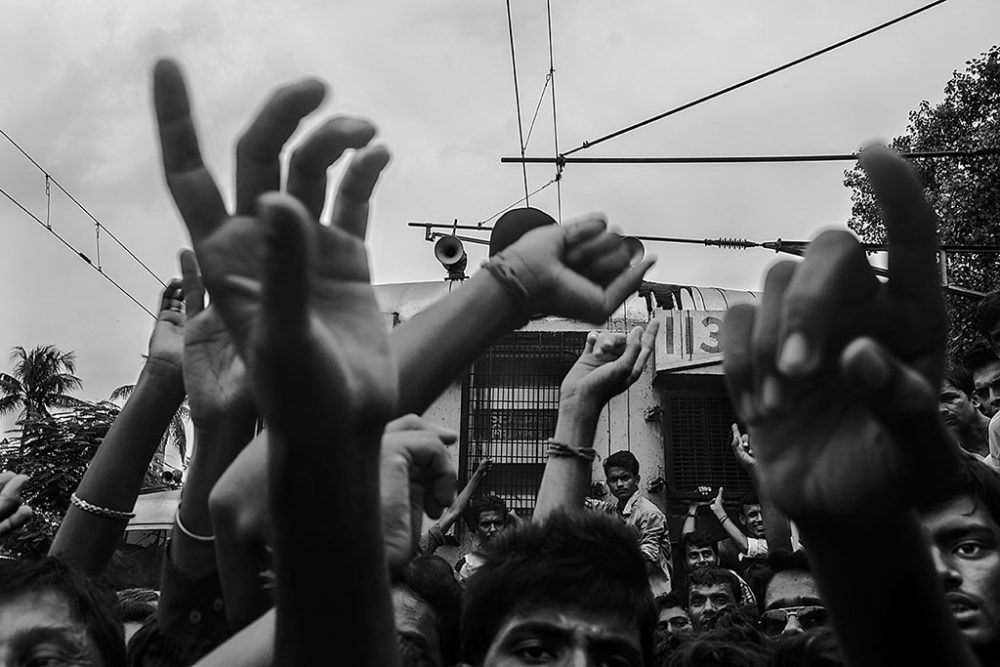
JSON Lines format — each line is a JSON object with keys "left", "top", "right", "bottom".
{"left": 721, "top": 147, "right": 957, "bottom": 524}
{"left": 379, "top": 415, "right": 457, "bottom": 573}
{"left": 153, "top": 59, "right": 390, "bottom": 366}
{"left": 708, "top": 486, "right": 725, "bottom": 515}
{"left": 178, "top": 250, "right": 253, "bottom": 430}
{"left": 500, "top": 216, "right": 657, "bottom": 324}
{"left": 559, "top": 320, "right": 660, "bottom": 408}
{"left": 0, "top": 471, "right": 32, "bottom": 538}
{"left": 143, "top": 278, "right": 185, "bottom": 380}
{"left": 729, "top": 423, "right": 755, "bottom": 471}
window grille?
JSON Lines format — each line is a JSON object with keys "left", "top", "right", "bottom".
{"left": 661, "top": 376, "right": 754, "bottom": 511}
{"left": 461, "top": 330, "right": 588, "bottom": 518}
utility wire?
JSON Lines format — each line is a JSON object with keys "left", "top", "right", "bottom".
{"left": 546, "top": 0, "right": 563, "bottom": 224}
{"left": 561, "top": 0, "right": 952, "bottom": 157}
{"left": 0, "top": 127, "right": 167, "bottom": 288}
{"left": 506, "top": 0, "right": 530, "bottom": 203}
{"left": 502, "top": 147, "right": 1000, "bottom": 165}
{"left": 523, "top": 74, "right": 551, "bottom": 150}
{"left": 476, "top": 178, "right": 558, "bottom": 227}
{"left": 0, "top": 185, "right": 156, "bottom": 318}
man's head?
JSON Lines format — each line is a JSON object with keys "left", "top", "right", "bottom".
{"left": 687, "top": 567, "right": 740, "bottom": 632}
{"left": 682, "top": 529, "right": 719, "bottom": 573}
{"left": 976, "top": 291, "right": 1000, "bottom": 357}
{"left": 0, "top": 557, "right": 125, "bottom": 667}
{"left": 604, "top": 451, "right": 641, "bottom": 504}
{"left": 465, "top": 495, "right": 508, "bottom": 546}
{"left": 917, "top": 458, "right": 1000, "bottom": 661}
{"left": 963, "top": 343, "right": 1000, "bottom": 418}
{"left": 757, "top": 550, "right": 826, "bottom": 641}
{"left": 654, "top": 592, "right": 693, "bottom": 640}
{"left": 394, "top": 555, "right": 463, "bottom": 667}
{"left": 461, "top": 510, "right": 656, "bottom": 667}
{"left": 738, "top": 493, "right": 765, "bottom": 539}
{"left": 941, "top": 366, "right": 982, "bottom": 437}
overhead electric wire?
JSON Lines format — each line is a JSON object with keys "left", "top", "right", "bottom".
{"left": 546, "top": 0, "right": 563, "bottom": 224}
{"left": 0, "top": 127, "right": 167, "bottom": 288}
{"left": 505, "top": 0, "right": 530, "bottom": 203}
{"left": 523, "top": 74, "right": 551, "bottom": 149}
{"left": 502, "top": 147, "right": 1000, "bottom": 165}
{"left": 475, "top": 177, "right": 558, "bottom": 227}
{"left": 0, "top": 184, "right": 156, "bottom": 318}
{"left": 560, "top": 0, "right": 952, "bottom": 157}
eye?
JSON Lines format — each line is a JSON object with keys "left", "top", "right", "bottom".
{"left": 956, "top": 541, "right": 987, "bottom": 558}
{"left": 511, "top": 641, "right": 558, "bottom": 664}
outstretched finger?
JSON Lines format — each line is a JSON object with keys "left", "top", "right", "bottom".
{"left": 158, "top": 278, "right": 185, "bottom": 326}
{"left": 235, "top": 78, "right": 327, "bottom": 215}
{"left": 328, "top": 144, "right": 391, "bottom": 239}
{"left": 722, "top": 303, "right": 757, "bottom": 422}
{"left": 257, "top": 193, "right": 315, "bottom": 350}
{"left": 594, "top": 256, "right": 657, "bottom": 323}
{"left": 179, "top": 249, "right": 206, "bottom": 317}
{"left": 153, "top": 59, "right": 228, "bottom": 244}
{"left": 841, "top": 336, "right": 960, "bottom": 499}
{"left": 0, "top": 504, "right": 33, "bottom": 538}
{"left": 287, "top": 117, "right": 377, "bottom": 220}
{"left": 752, "top": 261, "right": 796, "bottom": 413}
{"left": 628, "top": 320, "right": 660, "bottom": 384}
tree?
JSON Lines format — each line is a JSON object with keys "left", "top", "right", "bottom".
{"left": 0, "top": 345, "right": 87, "bottom": 426}
{"left": 844, "top": 45, "right": 1000, "bottom": 362}
{"left": 0, "top": 401, "right": 119, "bottom": 557}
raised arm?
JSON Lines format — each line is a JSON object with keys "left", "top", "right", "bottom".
{"left": 431, "top": 457, "right": 490, "bottom": 538}
{"left": 721, "top": 147, "right": 975, "bottom": 667}
{"left": 534, "top": 321, "right": 658, "bottom": 520}
{"left": 707, "top": 486, "right": 749, "bottom": 552}
{"left": 49, "top": 281, "right": 186, "bottom": 574}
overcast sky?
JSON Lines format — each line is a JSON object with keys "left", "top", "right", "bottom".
{"left": 1, "top": 0, "right": 997, "bottom": 430}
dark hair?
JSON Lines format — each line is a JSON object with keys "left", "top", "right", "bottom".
{"left": 461, "top": 510, "right": 656, "bottom": 666}
{"left": 738, "top": 491, "right": 760, "bottom": 510}
{"left": 116, "top": 588, "right": 159, "bottom": 624}
{"left": 682, "top": 529, "right": 718, "bottom": 556}
{"left": 943, "top": 364, "right": 975, "bottom": 398}
{"left": 463, "top": 495, "right": 508, "bottom": 531}
{"left": 687, "top": 567, "right": 741, "bottom": 606}
{"left": 667, "top": 607, "right": 768, "bottom": 666}
{"left": 751, "top": 549, "right": 814, "bottom": 610}
{"left": 604, "top": 450, "right": 640, "bottom": 476}
{"left": 976, "top": 291, "right": 1000, "bottom": 339}
{"left": 656, "top": 591, "right": 687, "bottom": 612}
{"left": 771, "top": 627, "right": 845, "bottom": 667}
{"left": 404, "top": 555, "right": 462, "bottom": 666}
{"left": 398, "top": 631, "right": 442, "bottom": 667}
{"left": 917, "top": 455, "right": 1000, "bottom": 528}
{"left": 962, "top": 341, "right": 999, "bottom": 374}
{"left": 0, "top": 557, "right": 125, "bottom": 667}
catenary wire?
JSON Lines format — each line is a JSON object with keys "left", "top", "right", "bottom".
{"left": 506, "top": 0, "right": 531, "bottom": 203}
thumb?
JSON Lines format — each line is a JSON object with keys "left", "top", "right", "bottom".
{"left": 840, "top": 337, "right": 959, "bottom": 500}
{"left": 257, "top": 193, "right": 316, "bottom": 348}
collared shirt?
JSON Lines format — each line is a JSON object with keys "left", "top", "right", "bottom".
{"left": 619, "top": 492, "right": 672, "bottom": 596}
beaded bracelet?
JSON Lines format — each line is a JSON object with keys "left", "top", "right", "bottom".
{"left": 70, "top": 493, "right": 136, "bottom": 520}
{"left": 175, "top": 509, "right": 215, "bottom": 542}
{"left": 546, "top": 439, "right": 597, "bottom": 462}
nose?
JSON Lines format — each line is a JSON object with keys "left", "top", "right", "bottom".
{"left": 930, "top": 546, "right": 963, "bottom": 590}
{"left": 782, "top": 614, "right": 805, "bottom": 636}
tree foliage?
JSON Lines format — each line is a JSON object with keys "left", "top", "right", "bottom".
{"left": 844, "top": 45, "right": 1000, "bottom": 362}
{"left": 0, "top": 345, "right": 87, "bottom": 422}
{"left": 0, "top": 402, "right": 119, "bottom": 558}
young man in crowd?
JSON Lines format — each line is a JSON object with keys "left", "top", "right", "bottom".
{"left": 917, "top": 456, "right": 1000, "bottom": 666}
{"left": 461, "top": 510, "right": 656, "bottom": 667}
{"left": 977, "top": 291, "right": 1000, "bottom": 357}
{"left": 940, "top": 364, "right": 994, "bottom": 462}
{"left": 680, "top": 529, "right": 756, "bottom": 607}
{"left": 603, "top": 450, "right": 673, "bottom": 595}
{"left": 655, "top": 592, "right": 694, "bottom": 640}
{"left": 964, "top": 342, "right": 1000, "bottom": 471}
{"left": 455, "top": 495, "right": 508, "bottom": 583}
{"left": 685, "top": 566, "right": 741, "bottom": 633}
{"left": 756, "top": 551, "right": 827, "bottom": 641}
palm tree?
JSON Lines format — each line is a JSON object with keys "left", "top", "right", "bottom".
{"left": 0, "top": 345, "right": 87, "bottom": 423}
{"left": 108, "top": 384, "right": 189, "bottom": 466}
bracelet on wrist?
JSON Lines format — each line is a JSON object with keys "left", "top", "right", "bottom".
{"left": 175, "top": 508, "right": 215, "bottom": 542}
{"left": 70, "top": 493, "right": 135, "bottom": 521}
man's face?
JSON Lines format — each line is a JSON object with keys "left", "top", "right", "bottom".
{"left": 656, "top": 606, "right": 693, "bottom": 638}
{"left": 685, "top": 543, "right": 718, "bottom": 572}
{"left": 688, "top": 583, "right": 737, "bottom": 632}
{"left": 393, "top": 586, "right": 442, "bottom": 665}
{"left": 739, "top": 503, "right": 765, "bottom": 538}
{"left": 940, "top": 381, "right": 979, "bottom": 434}
{"left": 606, "top": 467, "right": 639, "bottom": 503}
{"left": 972, "top": 359, "right": 1000, "bottom": 418}
{"left": 0, "top": 588, "right": 105, "bottom": 667}
{"left": 476, "top": 510, "right": 506, "bottom": 544}
{"left": 482, "top": 606, "right": 644, "bottom": 667}
{"left": 760, "top": 570, "right": 827, "bottom": 640}
{"left": 921, "top": 494, "right": 1000, "bottom": 657}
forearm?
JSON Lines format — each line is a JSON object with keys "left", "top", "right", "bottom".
{"left": 713, "top": 508, "right": 749, "bottom": 552}
{"left": 270, "top": 426, "right": 397, "bottom": 667}
{"left": 50, "top": 365, "right": 185, "bottom": 573}
{"left": 534, "top": 397, "right": 600, "bottom": 520}
{"left": 391, "top": 270, "right": 516, "bottom": 416}
{"left": 799, "top": 512, "right": 977, "bottom": 667}
{"left": 438, "top": 470, "right": 486, "bottom": 532}
{"left": 682, "top": 507, "right": 698, "bottom": 535}
{"left": 173, "top": 420, "right": 256, "bottom": 579}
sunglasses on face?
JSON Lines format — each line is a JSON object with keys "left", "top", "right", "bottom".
{"left": 759, "top": 605, "right": 827, "bottom": 637}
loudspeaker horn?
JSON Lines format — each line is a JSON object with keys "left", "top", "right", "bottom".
{"left": 434, "top": 235, "right": 468, "bottom": 280}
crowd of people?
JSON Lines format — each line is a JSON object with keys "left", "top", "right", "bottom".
{"left": 0, "top": 55, "right": 999, "bottom": 667}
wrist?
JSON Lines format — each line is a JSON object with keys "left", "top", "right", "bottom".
{"left": 553, "top": 400, "right": 600, "bottom": 447}
{"left": 136, "top": 362, "right": 185, "bottom": 400}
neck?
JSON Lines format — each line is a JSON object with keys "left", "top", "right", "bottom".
{"left": 955, "top": 416, "right": 990, "bottom": 457}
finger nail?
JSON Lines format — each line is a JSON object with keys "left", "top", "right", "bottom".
{"left": 778, "top": 332, "right": 815, "bottom": 375}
